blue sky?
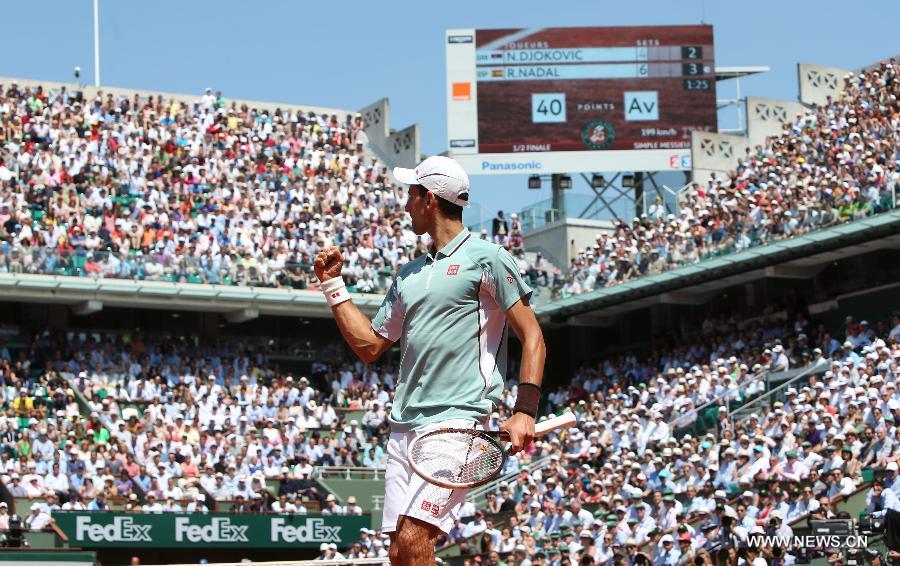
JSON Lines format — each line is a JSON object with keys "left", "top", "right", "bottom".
{"left": 0, "top": 0, "right": 896, "bottom": 225}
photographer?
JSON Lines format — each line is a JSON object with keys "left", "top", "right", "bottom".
{"left": 765, "top": 510, "right": 793, "bottom": 539}
{"left": 866, "top": 477, "right": 900, "bottom": 552}
{"left": 742, "top": 545, "right": 767, "bottom": 566}
{"left": 715, "top": 508, "right": 743, "bottom": 549}
{"left": 761, "top": 543, "right": 790, "bottom": 566}
{"left": 691, "top": 549, "right": 713, "bottom": 565}
{"left": 866, "top": 477, "right": 900, "bottom": 518}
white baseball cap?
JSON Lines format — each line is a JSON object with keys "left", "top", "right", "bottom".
{"left": 393, "top": 156, "right": 471, "bottom": 207}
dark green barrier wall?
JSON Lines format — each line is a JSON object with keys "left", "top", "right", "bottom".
{"left": 0, "top": 550, "right": 96, "bottom": 564}
{"left": 316, "top": 478, "right": 384, "bottom": 513}
{"left": 54, "top": 512, "right": 368, "bottom": 549}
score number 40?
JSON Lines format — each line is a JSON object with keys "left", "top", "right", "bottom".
{"left": 532, "top": 93, "right": 566, "bottom": 123}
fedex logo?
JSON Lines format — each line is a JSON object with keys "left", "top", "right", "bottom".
{"left": 175, "top": 517, "right": 248, "bottom": 543}
{"left": 76, "top": 516, "right": 152, "bottom": 542}
{"left": 271, "top": 518, "right": 341, "bottom": 543}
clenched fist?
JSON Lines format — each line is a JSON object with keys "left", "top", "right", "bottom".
{"left": 314, "top": 246, "right": 344, "bottom": 283}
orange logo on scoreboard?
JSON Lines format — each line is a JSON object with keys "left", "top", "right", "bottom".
{"left": 452, "top": 82, "right": 471, "bottom": 101}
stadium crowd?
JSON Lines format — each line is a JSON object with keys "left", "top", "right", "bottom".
{"left": 0, "top": 80, "right": 417, "bottom": 292}
{"left": 556, "top": 59, "right": 900, "bottom": 299}
{"left": 0, "top": 60, "right": 896, "bottom": 564}
{"left": 0, "top": 304, "right": 897, "bottom": 565}
{"left": 0, "top": 59, "right": 895, "bottom": 303}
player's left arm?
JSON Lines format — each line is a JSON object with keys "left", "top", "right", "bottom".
{"left": 502, "top": 297, "right": 546, "bottom": 455}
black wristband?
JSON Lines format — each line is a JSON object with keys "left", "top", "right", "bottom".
{"left": 513, "top": 382, "right": 542, "bottom": 418}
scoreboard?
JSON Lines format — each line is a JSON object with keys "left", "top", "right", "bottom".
{"left": 446, "top": 25, "right": 717, "bottom": 175}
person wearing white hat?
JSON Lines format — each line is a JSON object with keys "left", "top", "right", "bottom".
{"left": 324, "top": 542, "right": 345, "bottom": 560}
{"left": 886, "top": 461, "right": 900, "bottom": 498}
{"left": 770, "top": 344, "right": 789, "bottom": 372}
{"left": 24, "top": 502, "right": 51, "bottom": 531}
{"left": 343, "top": 495, "right": 363, "bottom": 516}
{"left": 185, "top": 492, "right": 209, "bottom": 515}
{"left": 313, "top": 155, "right": 545, "bottom": 564}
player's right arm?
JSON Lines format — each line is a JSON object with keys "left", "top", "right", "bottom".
{"left": 314, "top": 246, "right": 394, "bottom": 364}
{"left": 332, "top": 298, "right": 394, "bottom": 364}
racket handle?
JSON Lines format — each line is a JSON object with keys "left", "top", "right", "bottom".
{"left": 497, "top": 411, "right": 576, "bottom": 441}
{"left": 535, "top": 411, "right": 576, "bottom": 437}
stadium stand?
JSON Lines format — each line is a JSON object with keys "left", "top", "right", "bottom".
{"left": 0, "top": 80, "right": 412, "bottom": 293}
{"left": 0, "top": 300, "right": 897, "bottom": 564}
{"left": 0, "top": 52, "right": 895, "bottom": 565}
{"left": 553, "top": 59, "right": 899, "bottom": 299}
{"left": 0, "top": 59, "right": 894, "bottom": 305}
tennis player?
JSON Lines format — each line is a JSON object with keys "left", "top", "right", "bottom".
{"left": 314, "top": 155, "right": 545, "bottom": 565}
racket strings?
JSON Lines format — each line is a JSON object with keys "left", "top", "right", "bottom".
{"left": 410, "top": 430, "right": 504, "bottom": 487}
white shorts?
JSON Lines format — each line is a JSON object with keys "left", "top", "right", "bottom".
{"left": 381, "top": 419, "right": 479, "bottom": 535}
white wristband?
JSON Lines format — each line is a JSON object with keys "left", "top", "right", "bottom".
{"left": 321, "top": 277, "right": 351, "bottom": 307}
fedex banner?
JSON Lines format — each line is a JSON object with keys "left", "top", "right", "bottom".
{"left": 54, "top": 512, "right": 369, "bottom": 548}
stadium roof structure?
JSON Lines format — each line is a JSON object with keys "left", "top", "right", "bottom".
{"left": 3, "top": 210, "right": 899, "bottom": 323}
{"left": 534, "top": 208, "right": 900, "bottom": 325}
{"left": 0, "top": 75, "right": 356, "bottom": 119}
{"left": 0, "top": 275, "right": 384, "bottom": 321}
{"left": 714, "top": 66, "right": 770, "bottom": 81}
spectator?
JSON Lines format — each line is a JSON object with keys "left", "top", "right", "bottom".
{"left": 492, "top": 211, "right": 509, "bottom": 244}
{"left": 24, "top": 502, "right": 51, "bottom": 531}
{"left": 0, "top": 83, "right": 420, "bottom": 295}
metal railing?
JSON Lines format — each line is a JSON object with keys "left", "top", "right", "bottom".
{"left": 371, "top": 495, "right": 384, "bottom": 511}
{"left": 536, "top": 185, "right": 900, "bottom": 305}
{"left": 660, "top": 182, "right": 693, "bottom": 218}
{"left": 467, "top": 194, "right": 606, "bottom": 235}
{"left": 312, "top": 466, "right": 385, "bottom": 481}
{"left": 729, "top": 359, "right": 830, "bottom": 427}
{"left": 666, "top": 371, "right": 769, "bottom": 429}
{"left": 169, "top": 560, "right": 390, "bottom": 566}
{"left": 466, "top": 453, "right": 552, "bottom": 506}
{"left": 0, "top": 246, "right": 395, "bottom": 293}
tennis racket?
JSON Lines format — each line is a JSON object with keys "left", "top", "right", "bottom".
{"left": 407, "top": 412, "right": 576, "bottom": 489}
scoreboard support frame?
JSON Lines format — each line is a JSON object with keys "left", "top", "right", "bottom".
{"left": 526, "top": 169, "right": 687, "bottom": 226}
{"left": 574, "top": 170, "right": 684, "bottom": 222}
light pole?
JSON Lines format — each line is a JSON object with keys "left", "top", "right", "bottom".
{"left": 93, "top": 0, "right": 100, "bottom": 87}
{"left": 527, "top": 174, "right": 572, "bottom": 225}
